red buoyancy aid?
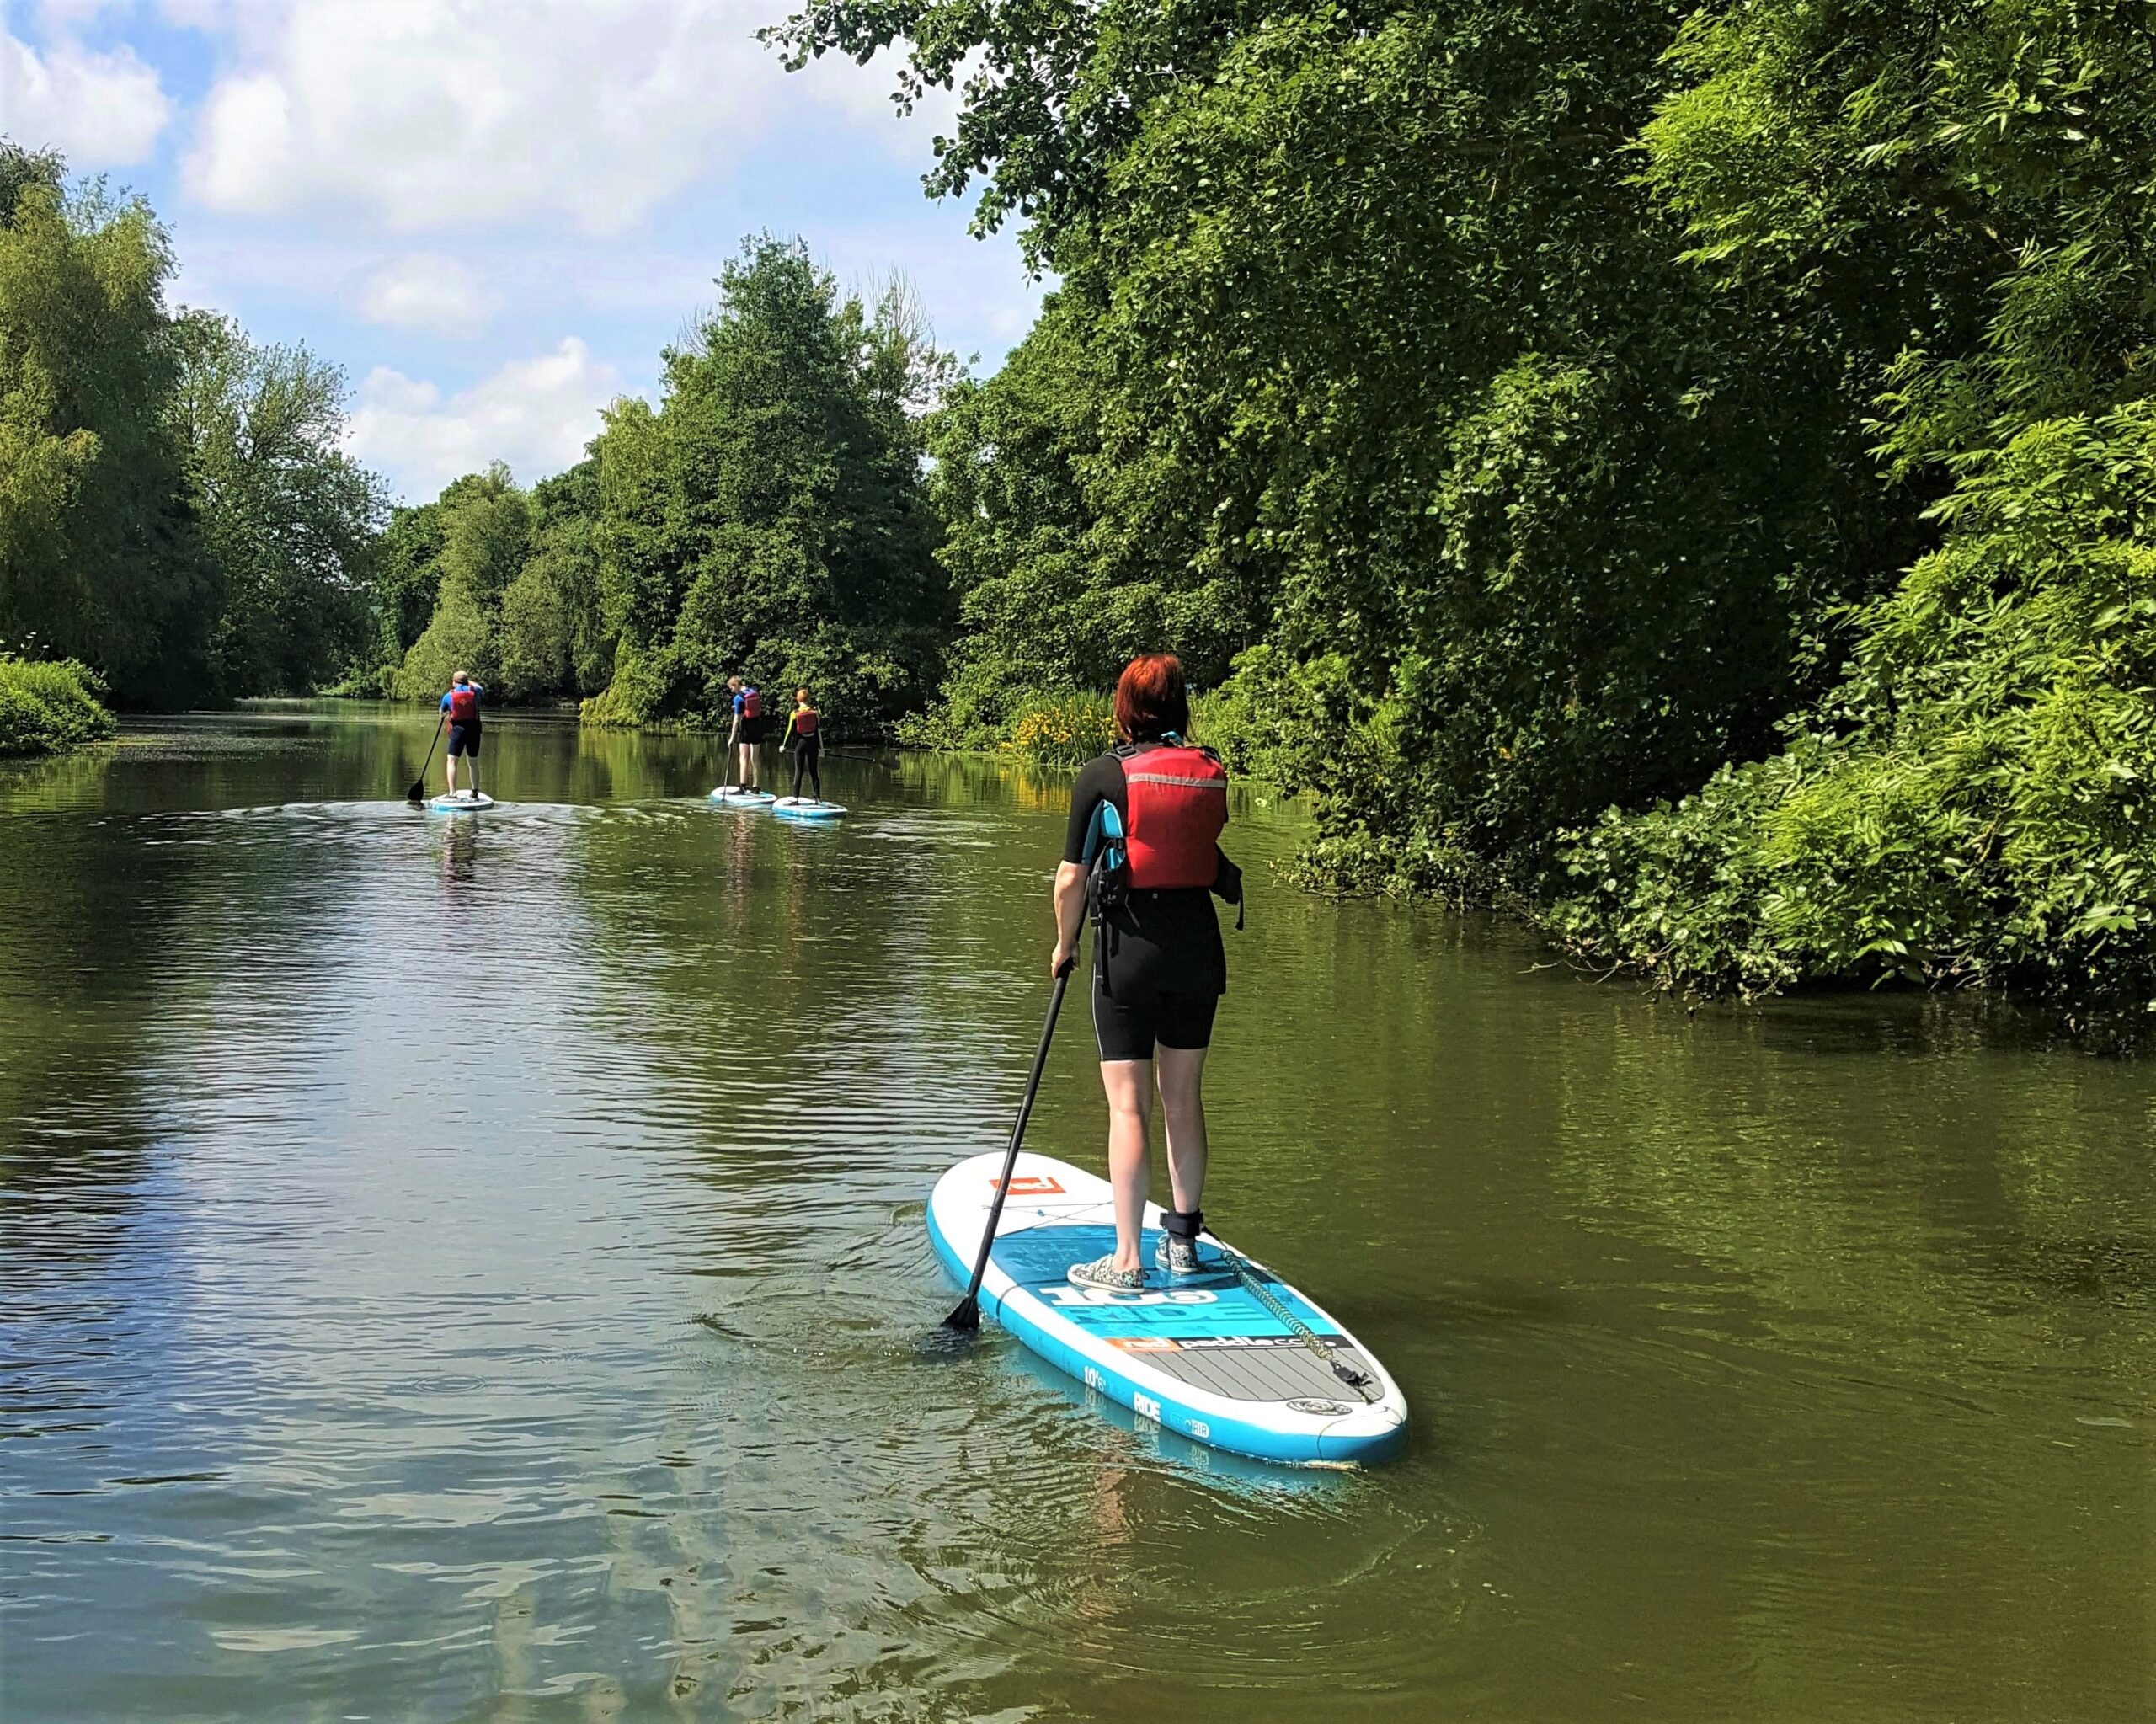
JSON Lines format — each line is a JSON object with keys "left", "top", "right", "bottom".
{"left": 448, "top": 685, "right": 480, "bottom": 723}
{"left": 742, "top": 686, "right": 763, "bottom": 719}
{"left": 1119, "top": 742, "right": 1228, "bottom": 889}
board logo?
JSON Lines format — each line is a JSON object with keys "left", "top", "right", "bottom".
{"left": 993, "top": 1175, "right": 1065, "bottom": 1196}
{"left": 1107, "top": 1336, "right": 1182, "bottom": 1353}
{"left": 1133, "top": 1394, "right": 1162, "bottom": 1424}
{"left": 1286, "top": 1398, "right": 1355, "bottom": 1417}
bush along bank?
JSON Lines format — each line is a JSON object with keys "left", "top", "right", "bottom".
{"left": 0, "top": 657, "right": 116, "bottom": 758}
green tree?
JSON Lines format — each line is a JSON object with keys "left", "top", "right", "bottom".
{"left": 1550, "top": 1, "right": 2156, "bottom": 1024}
{"left": 497, "top": 460, "right": 611, "bottom": 701}
{"left": 396, "top": 464, "right": 531, "bottom": 699}
{"left": 169, "top": 310, "right": 383, "bottom": 697}
{"left": 795, "top": 5, "right": 1915, "bottom": 883}
{"left": 362, "top": 500, "right": 447, "bottom": 685}
{"left": 0, "top": 142, "right": 211, "bottom": 703}
{"left": 589, "top": 236, "right": 950, "bottom": 730}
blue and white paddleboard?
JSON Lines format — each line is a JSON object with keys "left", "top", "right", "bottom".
{"left": 709, "top": 787, "right": 776, "bottom": 806}
{"left": 426, "top": 792, "right": 496, "bottom": 813}
{"left": 771, "top": 797, "right": 846, "bottom": 820}
{"left": 929, "top": 1151, "right": 1409, "bottom": 1467}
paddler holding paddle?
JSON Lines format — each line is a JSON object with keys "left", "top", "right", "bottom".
{"left": 1050, "top": 653, "right": 1242, "bottom": 1292}
{"left": 439, "top": 671, "right": 485, "bottom": 801}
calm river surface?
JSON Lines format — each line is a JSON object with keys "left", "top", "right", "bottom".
{"left": 2, "top": 704, "right": 2149, "bottom": 1722}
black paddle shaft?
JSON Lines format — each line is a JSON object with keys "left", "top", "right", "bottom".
{"left": 945, "top": 962, "right": 1074, "bottom": 1331}
{"left": 407, "top": 713, "right": 446, "bottom": 804}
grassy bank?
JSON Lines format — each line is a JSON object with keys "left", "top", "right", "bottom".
{"left": 0, "top": 658, "right": 115, "bottom": 758}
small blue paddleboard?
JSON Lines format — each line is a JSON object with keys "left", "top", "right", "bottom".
{"left": 709, "top": 787, "right": 776, "bottom": 806}
{"left": 929, "top": 1152, "right": 1408, "bottom": 1467}
{"left": 772, "top": 797, "right": 846, "bottom": 821}
{"left": 426, "top": 792, "right": 496, "bottom": 813}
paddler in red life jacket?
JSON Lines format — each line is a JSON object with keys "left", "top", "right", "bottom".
{"left": 726, "top": 675, "right": 766, "bottom": 792}
{"left": 439, "top": 671, "right": 485, "bottom": 800}
{"left": 782, "top": 687, "right": 821, "bottom": 802}
{"left": 1050, "top": 652, "right": 1242, "bottom": 1293}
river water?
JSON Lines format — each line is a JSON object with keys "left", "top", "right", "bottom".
{"left": 1, "top": 704, "right": 2148, "bottom": 1722}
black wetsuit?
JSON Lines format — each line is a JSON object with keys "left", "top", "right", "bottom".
{"left": 787, "top": 710, "right": 821, "bottom": 799}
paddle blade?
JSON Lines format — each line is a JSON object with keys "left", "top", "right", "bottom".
{"left": 942, "top": 1296, "right": 980, "bottom": 1332}
{"left": 405, "top": 780, "right": 425, "bottom": 805}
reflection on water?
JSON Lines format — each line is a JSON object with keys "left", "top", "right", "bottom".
{"left": 0, "top": 702, "right": 2149, "bottom": 1721}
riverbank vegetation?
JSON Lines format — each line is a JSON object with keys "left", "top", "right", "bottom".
{"left": 16, "top": 3, "right": 2156, "bottom": 1027}
{"left": 346, "top": 238, "right": 951, "bottom": 734}
{"left": 769, "top": 0, "right": 2156, "bottom": 1029}
{"left": 0, "top": 655, "right": 113, "bottom": 757}
{"left": 0, "top": 144, "right": 380, "bottom": 718}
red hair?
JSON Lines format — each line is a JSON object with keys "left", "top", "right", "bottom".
{"left": 1113, "top": 653, "right": 1190, "bottom": 742}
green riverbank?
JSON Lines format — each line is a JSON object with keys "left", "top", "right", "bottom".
{"left": 0, "top": 658, "right": 115, "bottom": 758}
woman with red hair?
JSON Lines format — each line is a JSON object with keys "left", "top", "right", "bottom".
{"left": 1051, "top": 653, "right": 1238, "bottom": 1291}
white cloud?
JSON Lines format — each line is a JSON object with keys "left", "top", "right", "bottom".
{"left": 344, "top": 338, "right": 623, "bottom": 500}
{"left": 0, "top": 22, "right": 171, "bottom": 165}
{"left": 356, "top": 252, "right": 495, "bottom": 337}
{"left": 181, "top": 1, "right": 938, "bottom": 235}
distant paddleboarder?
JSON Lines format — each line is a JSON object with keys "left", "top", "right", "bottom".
{"left": 1051, "top": 653, "right": 1241, "bottom": 1292}
{"left": 726, "top": 675, "right": 766, "bottom": 793}
{"left": 782, "top": 687, "right": 821, "bottom": 802}
{"left": 440, "top": 671, "right": 485, "bottom": 801}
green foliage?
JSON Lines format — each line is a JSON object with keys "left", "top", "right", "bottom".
{"left": 395, "top": 465, "right": 531, "bottom": 699}
{"left": 1005, "top": 691, "right": 1118, "bottom": 768}
{"left": 1545, "top": 0, "right": 2156, "bottom": 1025}
{"left": 862, "top": 4, "right": 1905, "bottom": 867}
{"left": 0, "top": 145, "right": 212, "bottom": 705}
{"left": 170, "top": 311, "right": 383, "bottom": 697}
{"left": 586, "top": 237, "right": 951, "bottom": 733}
{"left": 0, "top": 653, "right": 115, "bottom": 756}
{"left": 1553, "top": 406, "right": 2156, "bottom": 1017}
{"left": 921, "top": 293, "right": 1257, "bottom": 744}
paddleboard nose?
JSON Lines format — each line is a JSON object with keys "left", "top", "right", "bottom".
{"left": 1316, "top": 1403, "right": 1411, "bottom": 1465}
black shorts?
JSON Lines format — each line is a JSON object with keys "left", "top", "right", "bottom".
{"left": 1091, "top": 982, "right": 1218, "bottom": 1063}
{"left": 446, "top": 722, "right": 481, "bottom": 757}
{"left": 738, "top": 718, "right": 767, "bottom": 745}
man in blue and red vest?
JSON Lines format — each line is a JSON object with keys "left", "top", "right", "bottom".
{"left": 440, "top": 671, "right": 485, "bottom": 800}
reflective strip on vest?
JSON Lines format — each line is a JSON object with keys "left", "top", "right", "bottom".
{"left": 1120, "top": 745, "right": 1226, "bottom": 889}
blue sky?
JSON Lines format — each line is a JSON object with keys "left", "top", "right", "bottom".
{"left": 1, "top": 0, "right": 1042, "bottom": 500}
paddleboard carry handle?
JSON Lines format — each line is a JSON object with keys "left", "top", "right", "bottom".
{"left": 945, "top": 958, "right": 1075, "bottom": 1332}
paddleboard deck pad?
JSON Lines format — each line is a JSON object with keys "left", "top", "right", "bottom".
{"left": 772, "top": 798, "right": 846, "bottom": 819}
{"left": 426, "top": 793, "right": 496, "bottom": 812}
{"left": 710, "top": 787, "right": 776, "bottom": 805}
{"left": 929, "top": 1151, "right": 1408, "bottom": 1467}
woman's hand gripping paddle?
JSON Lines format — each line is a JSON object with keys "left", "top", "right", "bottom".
{"left": 943, "top": 959, "right": 1075, "bottom": 1332}
{"left": 407, "top": 713, "right": 446, "bottom": 806}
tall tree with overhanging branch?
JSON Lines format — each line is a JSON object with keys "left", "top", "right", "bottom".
{"left": 589, "top": 235, "right": 953, "bottom": 730}
{"left": 0, "top": 143, "right": 212, "bottom": 704}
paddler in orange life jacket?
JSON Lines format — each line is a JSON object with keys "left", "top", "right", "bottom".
{"left": 439, "top": 671, "right": 485, "bottom": 800}
{"left": 1050, "top": 652, "right": 1244, "bottom": 1293}
{"left": 782, "top": 687, "right": 821, "bottom": 801}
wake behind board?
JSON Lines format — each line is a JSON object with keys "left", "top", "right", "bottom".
{"left": 928, "top": 1151, "right": 1408, "bottom": 1467}
{"left": 709, "top": 787, "right": 776, "bottom": 806}
{"left": 771, "top": 797, "right": 846, "bottom": 820}
{"left": 426, "top": 792, "right": 496, "bottom": 813}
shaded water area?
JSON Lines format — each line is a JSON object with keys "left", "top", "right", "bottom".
{"left": 1, "top": 702, "right": 2149, "bottom": 1721}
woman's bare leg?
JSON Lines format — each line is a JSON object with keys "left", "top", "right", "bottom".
{"left": 1155, "top": 1044, "right": 1209, "bottom": 1214}
{"left": 1099, "top": 1059, "right": 1153, "bottom": 1272}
